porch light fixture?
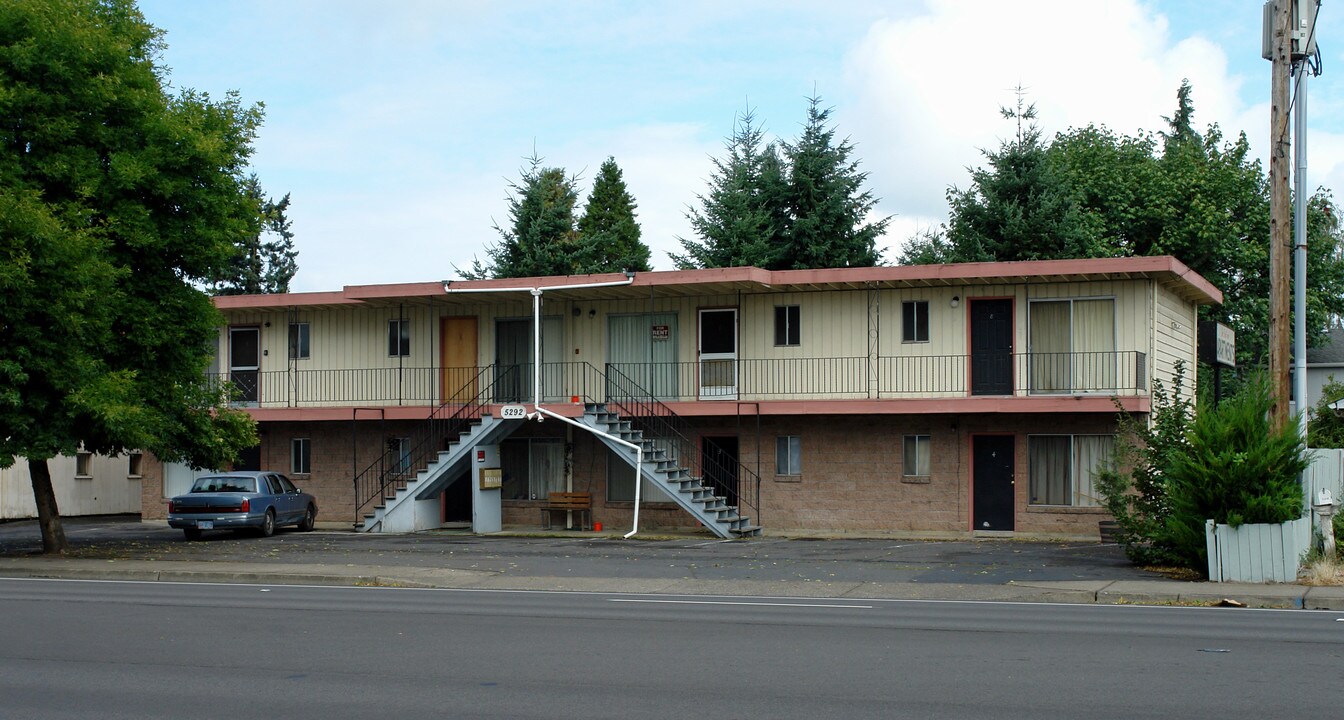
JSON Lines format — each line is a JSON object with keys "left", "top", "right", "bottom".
{"left": 588, "top": 309, "right": 597, "bottom": 318}
{"left": 950, "top": 296, "right": 961, "bottom": 308}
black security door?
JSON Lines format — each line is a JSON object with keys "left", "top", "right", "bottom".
{"left": 972, "top": 435, "right": 1015, "bottom": 531}
{"left": 701, "top": 436, "right": 739, "bottom": 502}
{"left": 970, "top": 299, "right": 1013, "bottom": 395}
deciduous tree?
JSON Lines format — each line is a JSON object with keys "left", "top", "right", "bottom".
{"left": 0, "top": 0, "right": 258, "bottom": 552}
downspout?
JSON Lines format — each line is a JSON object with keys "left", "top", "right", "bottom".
{"left": 444, "top": 274, "right": 643, "bottom": 536}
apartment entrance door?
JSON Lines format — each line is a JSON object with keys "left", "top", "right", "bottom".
{"left": 440, "top": 316, "right": 478, "bottom": 403}
{"left": 229, "top": 327, "right": 260, "bottom": 406}
{"left": 970, "top": 299, "right": 1013, "bottom": 395}
{"left": 972, "top": 434, "right": 1015, "bottom": 531}
{"left": 698, "top": 308, "right": 737, "bottom": 400}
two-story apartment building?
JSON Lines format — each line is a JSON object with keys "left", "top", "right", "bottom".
{"left": 140, "top": 256, "right": 1220, "bottom": 539}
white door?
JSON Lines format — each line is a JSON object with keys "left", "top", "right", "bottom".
{"left": 229, "top": 327, "right": 260, "bottom": 406}
{"left": 698, "top": 308, "right": 737, "bottom": 400}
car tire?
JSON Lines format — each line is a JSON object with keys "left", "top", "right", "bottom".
{"left": 259, "top": 509, "right": 275, "bottom": 538}
{"left": 183, "top": 528, "right": 202, "bottom": 541}
{"left": 297, "top": 504, "right": 316, "bottom": 532}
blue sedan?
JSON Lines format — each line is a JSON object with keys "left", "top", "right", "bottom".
{"left": 168, "top": 471, "right": 318, "bottom": 540}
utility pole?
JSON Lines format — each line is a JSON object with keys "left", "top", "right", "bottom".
{"left": 1268, "top": 0, "right": 1293, "bottom": 433}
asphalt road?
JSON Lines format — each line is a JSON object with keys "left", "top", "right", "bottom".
{"left": 0, "top": 515, "right": 1163, "bottom": 586}
{"left": 2, "top": 577, "right": 1340, "bottom": 719}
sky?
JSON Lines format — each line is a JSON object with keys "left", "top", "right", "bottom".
{"left": 135, "top": 0, "right": 1344, "bottom": 293}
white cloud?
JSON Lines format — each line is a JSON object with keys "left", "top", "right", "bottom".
{"left": 841, "top": 0, "right": 1262, "bottom": 243}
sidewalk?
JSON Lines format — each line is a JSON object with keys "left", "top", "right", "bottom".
{"left": 3, "top": 550, "right": 1342, "bottom": 610}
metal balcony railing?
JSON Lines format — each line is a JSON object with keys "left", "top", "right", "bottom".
{"left": 211, "top": 350, "right": 1148, "bottom": 408}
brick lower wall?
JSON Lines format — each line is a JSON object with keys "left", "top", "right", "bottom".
{"left": 141, "top": 412, "right": 1122, "bottom": 538}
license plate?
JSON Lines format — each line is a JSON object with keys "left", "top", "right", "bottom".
{"left": 197, "top": 520, "right": 214, "bottom": 530}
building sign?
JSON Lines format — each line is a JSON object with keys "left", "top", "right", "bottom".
{"left": 651, "top": 324, "right": 670, "bottom": 341}
{"left": 1198, "top": 321, "right": 1236, "bottom": 367}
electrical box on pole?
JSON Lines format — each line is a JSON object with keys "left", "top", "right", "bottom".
{"left": 1263, "top": 0, "right": 1318, "bottom": 60}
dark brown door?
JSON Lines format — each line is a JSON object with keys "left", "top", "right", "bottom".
{"left": 972, "top": 435, "right": 1015, "bottom": 531}
{"left": 970, "top": 299, "right": 1013, "bottom": 395}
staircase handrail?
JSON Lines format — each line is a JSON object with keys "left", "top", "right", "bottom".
{"left": 597, "top": 362, "right": 762, "bottom": 528}
{"left": 352, "top": 364, "right": 516, "bottom": 524}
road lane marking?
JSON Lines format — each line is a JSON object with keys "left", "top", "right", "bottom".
{"left": 608, "top": 598, "right": 871, "bottom": 609}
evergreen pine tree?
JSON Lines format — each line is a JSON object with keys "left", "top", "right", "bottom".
{"left": 575, "top": 157, "right": 651, "bottom": 272}
{"left": 939, "top": 93, "right": 1104, "bottom": 262}
{"left": 778, "top": 96, "right": 887, "bottom": 269}
{"left": 672, "top": 108, "right": 781, "bottom": 269}
{"left": 464, "top": 155, "right": 582, "bottom": 278}
{"left": 213, "top": 176, "right": 298, "bottom": 294}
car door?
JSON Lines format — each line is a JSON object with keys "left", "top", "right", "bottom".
{"left": 265, "top": 473, "right": 296, "bottom": 523}
{"left": 276, "top": 474, "right": 305, "bottom": 523}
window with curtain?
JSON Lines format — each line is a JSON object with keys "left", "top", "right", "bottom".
{"left": 499, "top": 438, "right": 565, "bottom": 501}
{"left": 1028, "top": 434, "right": 1114, "bottom": 506}
{"left": 1028, "top": 299, "right": 1116, "bottom": 393}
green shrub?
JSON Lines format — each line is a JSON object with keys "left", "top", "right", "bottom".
{"left": 1096, "top": 362, "right": 1193, "bottom": 566}
{"left": 1162, "top": 372, "right": 1308, "bottom": 571}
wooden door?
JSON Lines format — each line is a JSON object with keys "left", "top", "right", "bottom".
{"left": 440, "top": 317, "right": 478, "bottom": 403}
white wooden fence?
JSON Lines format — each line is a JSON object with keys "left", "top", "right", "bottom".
{"left": 1203, "top": 449, "right": 1341, "bottom": 583}
{"left": 1205, "top": 516, "right": 1311, "bottom": 583}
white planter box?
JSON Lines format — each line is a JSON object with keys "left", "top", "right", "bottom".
{"left": 1205, "top": 516, "right": 1310, "bottom": 583}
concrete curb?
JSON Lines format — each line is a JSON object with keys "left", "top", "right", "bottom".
{"left": 4, "top": 557, "right": 1341, "bottom": 608}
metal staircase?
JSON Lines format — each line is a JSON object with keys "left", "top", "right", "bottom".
{"left": 351, "top": 362, "right": 762, "bottom": 537}
{"left": 355, "top": 414, "right": 521, "bottom": 532}
{"left": 353, "top": 366, "right": 520, "bottom": 532}
{"left": 576, "top": 362, "right": 762, "bottom": 539}
{"left": 581, "top": 405, "right": 761, "bottom": 538}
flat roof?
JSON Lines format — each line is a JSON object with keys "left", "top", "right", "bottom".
{"left": 214, "top": 256, "right": 1222, "bottom": 311}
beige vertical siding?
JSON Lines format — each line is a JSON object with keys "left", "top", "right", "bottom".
{"left": 1152, "top": 282, "right": 1199, "bottom": 400}
{"left": 213, "top": 276, "right": 1184, "bottom": 405}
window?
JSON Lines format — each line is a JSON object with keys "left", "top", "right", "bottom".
{"left": 288, "top": 322, "right": 310, "bottom": 360}
{"left": 387, "top": 318, "right": 410, "bottom": 357}
{"left": 291, "top": 438, "right": 311, "bottom": 475}
{"left": 902, "top": 300, "right": 929, "bottom": 343}
{"left": 1028, "top": 434, "right": 1114, "bottom": 507}
{"left": 500, "top": 438, "right": 564, "bottom": 500}
{"left": 75, "top": 451, "right": 92, "bottom": 478}
{"left": 1028, "top": 299, "right": 1116, "bottom": 392}
{"left": 902, "top": 435, "right": 930, "bottom": 477}
{"left": 776, "top": 436, "right": 801, "bottom": 476}
{"left": 774, "top": 305, "right": 800, "bottom": 347}
{"left": 127, "top": 452, "right": 143, "bottom": 478}
{"left": 606, "top": 448, "right": 671, "bottom": 502}
{"left": 388, "top": 437, "right": 412, "bottom": 474}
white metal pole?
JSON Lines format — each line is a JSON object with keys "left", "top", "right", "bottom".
{"left": 1293, "top": 65, "right": 1309, "bottom": 439}
{"left": 531, "top": 288, "right": 542, "bottom": 408}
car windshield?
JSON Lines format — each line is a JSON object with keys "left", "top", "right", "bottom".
{"left": 190, "top": 477, "right": 257, "bottom": 493}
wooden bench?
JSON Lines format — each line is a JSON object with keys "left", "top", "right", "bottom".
{"left": 540, "top": 492, "right": 592, "bottom": 531}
